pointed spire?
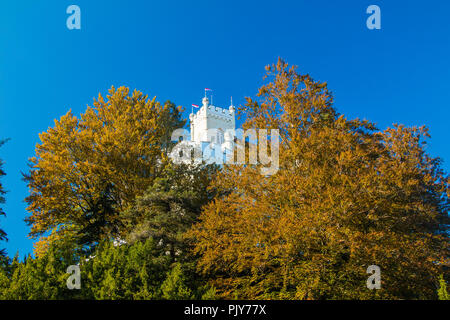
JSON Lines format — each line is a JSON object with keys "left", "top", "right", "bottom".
{"left": 229, "top": 96, "right": 235, "bottom": 113}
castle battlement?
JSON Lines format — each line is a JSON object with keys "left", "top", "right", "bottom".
{"left": 207, "top": 105, "right": 234, "bottom": 115}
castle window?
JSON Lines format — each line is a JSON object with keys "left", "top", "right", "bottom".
{"left": 217, "top": 129, "right": 224, "bottom": 144}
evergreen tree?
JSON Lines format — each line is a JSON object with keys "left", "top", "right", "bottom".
{"left": 161, "top": 263, "right": 193, "bottom": 299}
{"left": 0, "top": 243, "right": 81, "bottom": 300}
{"left": 82, "top": 239, "right": 170, "bottom": 299}
{"left": 438, "top": 274, "right": 449, "bottom": 300}
{"left": 0, "top": 255, "right": 11, "bottom": 295}
{"left": 0, "top": 139, "right": 8, "bottom": 258}
{"left": 123, "top": 163, "right": 218, "bottom": 262}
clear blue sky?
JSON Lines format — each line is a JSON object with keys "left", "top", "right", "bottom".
{"left": 0, "top": 0, "right": 449, "bottom": 257}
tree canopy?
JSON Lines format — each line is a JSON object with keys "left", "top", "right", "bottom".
{"left": 0, "top": 239, "right": 214, "bottom": 300}
{"left": 24, "top": 87, "right": 185, "bottom": 255}
{"left": 122, "top": 163, "right": 219, "bottom": 262}
{"left": 1, "top": 60, "right": 447, "bottom": 300}
{"left": 189, "top": 59, "right": 450, "bottom": 299}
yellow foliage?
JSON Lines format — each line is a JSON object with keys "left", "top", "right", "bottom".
{"left": 25, "top": 86, "right": 184, "bottom": 254}
{"left": 189, "top": 59, "right": 450, "bottom": 299}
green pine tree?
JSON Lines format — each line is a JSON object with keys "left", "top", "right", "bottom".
{"left": 123, "top": 163, "right": 218, "bottom": 262}
{"left": 0, "top": 139, "right": 9, "bottom": 258}
{"left": 438, "top": 274, "right": 449, "bottom": 300}
{"left": 161, "top": 263, "right": 193, "bottom": 300}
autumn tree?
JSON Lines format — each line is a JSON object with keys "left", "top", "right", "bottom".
{"left": 189, "top": 59, "right": 450, "bottom": 299}
{"left": 24, "top": 87, "right": 185, "bottom": 256}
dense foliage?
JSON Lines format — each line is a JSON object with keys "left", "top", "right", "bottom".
{"left": 189, "top": 59, "right": 450, "bottom": 299}
{"left": 0, "top": 61, "right": 448, "bottom": 300}
{"left": 24, "top": 87, "right": 185, "bottom": 255}
{"left": 0, "top": 239, "right": 214, "bottom": 300}
{"left": 122, "top": 163, "right": 219, "bottom": 261}
{"left": 438, "top": 274, "right": 449, "bottom": 300}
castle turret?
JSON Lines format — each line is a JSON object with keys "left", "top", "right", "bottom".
{"left": 202, "top": 96, "right": 210, "bottom": 108}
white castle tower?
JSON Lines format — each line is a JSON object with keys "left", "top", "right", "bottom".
{"left": 171, "top": 92, "right": 279, "bottom": 174}
{"left": 189, "top": 96, "right": 235, "bottom": 145}
{"left": 166, "top": 92, "right": 236, "bottom": 164}
{"left": 169, "top": 93, "right": 236, "bottom": 165}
